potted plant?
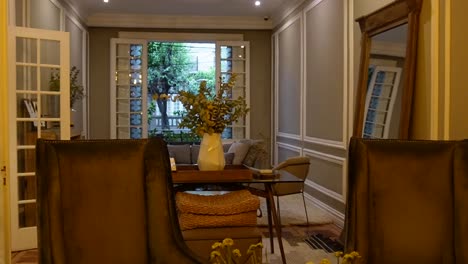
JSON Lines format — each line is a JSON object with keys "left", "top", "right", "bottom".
{"left": 175, "top": 74, "right": 249, "bottom": 170}
{"left": 49, "top": 66, "right": 85, "bottom": 108}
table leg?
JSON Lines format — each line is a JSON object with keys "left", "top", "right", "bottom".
{"left": 266, "top": 195, "right": 274, "bottom": 253}
{"left": 264, "top": 183, "right": 287, "bottom": 264}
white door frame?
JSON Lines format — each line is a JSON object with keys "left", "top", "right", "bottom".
{"left": 8, "top": 26, "right": 70, "bottom": 251}
{"left": 1, "top": 0, "right": 10, "bottom": 262}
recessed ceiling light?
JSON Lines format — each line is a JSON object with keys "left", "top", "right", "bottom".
{"left": 103, "top": 0, "right": 109, "bottom": 3}
{"left": 255, "top": 1, "right": 261, "bottom": 6}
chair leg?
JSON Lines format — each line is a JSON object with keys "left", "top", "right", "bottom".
{"left": 301, "top": 192, "right": 309, "bottom": 226}
{"left": 276, "top": 196, "right": 282, "bottom": 226}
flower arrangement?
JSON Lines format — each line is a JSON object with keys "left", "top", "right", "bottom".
{"left": 307, "top": 251, "right": 362, "bottom": 264}
{"left": 49, "top": 66, "right": 85, "bottom": 107}
{"left": 210, "top": 238, "right": 262, "bottom": 264}
{"left": 176, "top": 74, "right": 249, "bottom": 137}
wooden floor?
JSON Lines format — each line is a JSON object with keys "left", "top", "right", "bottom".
{"left": 11, "top": 223, "right": 342, "bottom": 264}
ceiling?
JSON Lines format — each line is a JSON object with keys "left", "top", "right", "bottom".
{"left": 65, "top": 0, "right": 304, "bottom": 28}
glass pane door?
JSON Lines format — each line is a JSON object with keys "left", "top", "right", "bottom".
{"left": 110, "top": 39, "right": 147, "bottom": 139}
{"left": 9, "top": 27, "right": 70, "bottom": 250}
{"left": 362, "top": 66, "right": 402, "bottom": 139}
{"left": 216, "top": 41, "right": 250, "bottom": 139}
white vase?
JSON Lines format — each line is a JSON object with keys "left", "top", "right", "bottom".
{"left": 197, "top": 133, "right": 225, "bottom": 171}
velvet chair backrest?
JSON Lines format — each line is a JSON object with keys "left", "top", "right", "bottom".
{"left": 36, "top": 138, "right": 204, "bottom": 264}
{"left": 345, "top": 138, "right": 468, "bottom": 264}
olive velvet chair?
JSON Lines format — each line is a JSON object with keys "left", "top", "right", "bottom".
{"left": 36, "top": 138, "right": 205, "bottom": 264}
{"left": 344, "top": 137, "right": 468, "bottom": 264}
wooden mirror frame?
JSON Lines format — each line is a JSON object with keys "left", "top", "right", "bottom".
{"left": 353, "top": 0, "right": 422, "bottom": 139}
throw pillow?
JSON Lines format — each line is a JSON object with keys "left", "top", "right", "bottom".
{"left": 227, "top": 142, "right": 250, "bottom": 165}
{"left": 224, "top": 152, "right": 235, "bottom": 165}
{"left": 242, "top": 141, "right": 265, "bottom": 167}
{"left": 223, "top": 143, "right": 233, "bottom": 152}
{"left": 191, "top": 145, "right": 200, "bottom": 164}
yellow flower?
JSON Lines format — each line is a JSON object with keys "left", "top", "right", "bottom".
{"left": 306, "top": 262, "right": 315, "bottom": 264}
{"left": 209, "top": 251, "right": 221, "bottom": 260}
{"left": 232, "top": 249, "right": 241, "bottom": 257}
{"left": 222, "top": 238, "right": 234, "bottom": 246}
{"left": 335, "top": 251, "right": 343, "bottom": 257}
{"left": 211, "top": 242, "right": 223, "bottom": 250}
{"left": 320, "top": 259, "right": 331, "bottom": 264}
{"left": 247, "top": 242, "right": 263, "bottom": 254}
{"left": 176, "top": 75, "right": 249, "bottom": 136}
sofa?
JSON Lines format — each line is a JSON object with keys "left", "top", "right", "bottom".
{"left": 344, "top": 138, "right": 468, "bottom": 264}
{"left": 167, "top": 139, "right": 269, "bottom": 168}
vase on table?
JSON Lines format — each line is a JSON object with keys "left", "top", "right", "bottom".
{"left": 197, "top": 133, "right": 225, "bottom": 171}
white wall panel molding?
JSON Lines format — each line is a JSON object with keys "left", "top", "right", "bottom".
{"left": 342, "top": 0, "right": 350, "bottom": 150}
{"left": 274, "top": 13, "right": 303, "bottom": 139}
{"left": 271, "top": 35, "right": 276, "bottom": 166}
{"left": 65, "top": 12, "right": 88, "bottom": 139}
{"left": 303, "top": 136, "right": 346, "bottom": 150}
{"left": 277, "top": 132, "right": 302, "bottom": 140}
{"left": 273, "top": 12, "right": 302, "bottom": 37}
{"left": 275, "top": 142, "right": 301, "bottom": 165}
{"left": 271, "top": 0, "right": 306, "bottom": 28}
{"left": 303, "top": 148, "right": 347, "bottom": 203}
{"left": 302, "top": 0, "right": 348, "bottom": 150}
{"left": 348, "top": 0, "right": 354, "bottom": 141}
{"left": 305, "top": 193, "right": 345, "bottom": 227}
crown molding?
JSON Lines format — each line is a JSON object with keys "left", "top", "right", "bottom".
{"left": 271, "top": 0, "right": 306, "bottom": 27}
{"left": 86, "top": 13, "right": 273, "bottom": 29}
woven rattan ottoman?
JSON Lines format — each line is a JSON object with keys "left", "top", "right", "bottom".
{"left": 176, "top": 190, "right": 262, "bottom": 262}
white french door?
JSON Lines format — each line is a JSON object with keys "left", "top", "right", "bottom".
{"left": 110, "top": 38, "right": 148, "bottom": 139}
{"left": 216, "top": 41, "right": 250, "bottom": 139}
{"left": 8, "top": 26, "right": 70, "bottom": 250}
{"left": 109, "top": 39, "right": 250, "bottom": 140}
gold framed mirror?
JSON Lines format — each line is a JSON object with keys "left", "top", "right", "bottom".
{"left": 353, "top": 0, "right": 422, "bottom": 139}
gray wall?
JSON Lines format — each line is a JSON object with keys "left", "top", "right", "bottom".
{"left": 273, "top": 0, "right": 348, "bottom": 225}
{"left": 88, "top": 28, "right": 272, "bottom": 149}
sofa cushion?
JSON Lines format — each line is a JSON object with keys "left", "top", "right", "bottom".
{"left": 167, "top": 144, "right": 192, "bottom": 164}
{"left": 242, "top": 141, "right": 266, "bottom": 167}
{"left": 223, "top": 143, "right": 233, "bottom": 152}
{"left": 227, "top": 142, "right": 251, "bottom": 165}
{"left": 191, "top": 145, "right": 200, "bottom": 164}
{"left": 224, "top": 152, "right": 235, "bottom": 165}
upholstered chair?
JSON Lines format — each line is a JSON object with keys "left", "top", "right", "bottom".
{"left": 344, "top": 137, "right": 468, "bottom": 264}
{"left": 248, "top": 156, "right": 311, "bottom": 225}
{"left": 36, "top": 138, "right": 205, "bottom": 264}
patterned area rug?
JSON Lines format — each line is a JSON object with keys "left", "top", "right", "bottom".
{"left": 257, "top": 194, "right": 333, "bottom": 226}
{"left": 257, "top": 225, "right": 342, "bottom": 264}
